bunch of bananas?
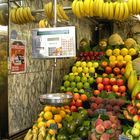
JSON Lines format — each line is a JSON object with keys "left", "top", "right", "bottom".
{"left": 71, "top": 0, "right": 130, "bottom": 21}
{"left": 38, "top": 19, "right": 51, "bottom": 28}
{"left": 0, "top": 10, "right": 8, "bottom": 26}
{"left": 44, "top": 2, "right": 69, "bottom": 21}
{"left": 128, "top": 0, "right": 140, "bottom": 15}
{"left": 10, "top": 7, "right": 35, "bottom": 24}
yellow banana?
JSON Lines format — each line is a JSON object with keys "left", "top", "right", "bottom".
{"left": 72, "top": 0, "right": 78, "bottom": 16}
{"left": 26, "top": 7, "right": 35, "bottom": 21}
{"left": 103, "top": 2, "right": 109, "bottom": 18}
{"left": 83, "top": 0, "right": 91, "bottom": 16}
{"left": 93, "top": 0, "right": 98, "bottom": 16}
{"left": 79, "top": 0, "right": 85, "bottom": 17}
{"left": 114, "top": 2, "right": 120, "bottom": 20}
{"left": 16, "top": 8, "right": 23, "bottom": 24}
{"left": 39, "top": 19, "right": 46, "bottom": 28}
{"left": 98, "top": 0, "right": 104, "bottom": 17}
{"left": 22, "top": 7, "right": 31, "bottom": 22}
{"left": 58, "top": 4, "right": 69, "bottom": 21}
{"left": 127, "top": 0, "right": 133, "bottom": 14}
{"left": 10, "top": 8, "right": 18, "bottom": 24}
{"left": 118, "top": 2, "right": 124, "bottom": 21}
{"left": 19, "top": 7, "right": 27, "bottom": 23}
{"left": 132, "top": 80, "right": 140, "bottom": 98}
{"left": 56, "top": 4, "right": 63, "bottom": 20}
{"left": 108, "top": 2, "right": 114, "bottom": 20}
{"left": 44, "top": 2, "right": 53, "bottom": 20}
{"left": 124, "top": 61, "right": 133, "bottom": 79}
{"left": 123, "top": 2, "right": 129, "bottom": 20}
{"left": 75, "top": 0, "right": 82, "bottom": 18}
{"left": 132, "top": 0, "right": 137, "bottom": 14}
{"left": 136, "top": 0, "right": 140, "bottom": 14}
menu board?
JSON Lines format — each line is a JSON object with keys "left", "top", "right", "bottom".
{"left": 32, "top": 26, "right": 76, "bottom": 58}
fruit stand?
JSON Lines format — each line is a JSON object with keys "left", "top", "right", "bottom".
{"left": 1, "top": 0, "right": 139, "bottom": 139}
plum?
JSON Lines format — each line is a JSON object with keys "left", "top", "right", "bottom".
{"left": 95, "top": 124, "right": 105, "bottom": 134}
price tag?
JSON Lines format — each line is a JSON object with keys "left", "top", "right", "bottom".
{"left": 119, "top": 135, "right": 131, "bottom": 140}
{"left": 96, "top": 109, "right": 107, "bottom": 114}
{"left": 50, "top": 124, "right": 58, "bottom": 130}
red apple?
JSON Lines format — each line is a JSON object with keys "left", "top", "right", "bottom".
{"left": 113, "top": 67, "right": 121, "bottom": 75}
{"left": 79, "top": 52, "right": 84, "bottom": 57}
{"left": 97, "top": 83, "right": 104, "bottom": 91}
{"left": 112, "top": 85, "right": 119, "bottom": 92}
{"left": 117, "top": 79, "right": 124, "bottom": 86}
{"left": 86, "top": 56, "right": 91, "bottom": 61}
{"left": 83, "top": 52, "right": 88, "bottom": 57}
{"left": 121, "top": 92, "right": 126, "bottom": 96}
{"left": 90, "top": 55, "right": 95, "bottom": 60}
{"left": 105, "top": 66, "right": 112, "bottom": 74}
{"left": 105, "top": 85, "right": 112, "bottom": 92}
{"left": 88, "top": 51, "right": 94, "bottom": 56}
{"left": 101, "top": 61, "right": 108, "bottom": 68}
{"left": 110, "top": 78, "right": 117, "bottom": 85}
{"left": 136, "top": 102, "right": 140, "bottom": 109}
{"left": 96, "top": 77, "right": 103, "bottom": 84}
{"left": 135, "top": 93, "right": 140, "bottom": 100}
{"left": 119, "top": 85, "right": 126, "bottom": 93}
{"left": 102, "top": 77, "right": 110, "bottom": 85}
{"left": 75, "top": 99, "right": 82, "bottom": 107}
{"left": 116, "top": 62, "right": 123, "bottom": 68}
{"left": 102, "top": 73, "right": 108, "bottom": 77}
{"left": 94, "top": 52, "right": 99, "bottom": 56}
{"left": 109, "top": 73, "right": 115, "bottom": 78}
{"left": 121, "top": 68, "right": 125, "bottom": 74}
{"left": 70, "top": 100, "right": 76, "bottom": 106}
{"left": 93, "top": 90, "right": 100, "bottom": 96}
{"left": 115, "top": 92, "right": 121, "bottom": 96}
{"left": 70, "top": 105, "right": 77, "bottom": 112}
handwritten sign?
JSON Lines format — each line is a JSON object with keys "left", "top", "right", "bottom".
{"left": 50, "top": 124, "right": 58, "bottom": 130}
{"left": 119, "top": 135, "right": 131, "bottom": 140}
{"left": 96, "top": 109, "right": 107, "bottom": 114}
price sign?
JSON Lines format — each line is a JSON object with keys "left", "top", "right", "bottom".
{"left": 119, "top": 135, "right": 131, "bottom": 140}
{"left": 50, "top": 123, "right": 58, "bottom": 130}
{"left": 96, "top": 109, "right": 107, "bottom": 114}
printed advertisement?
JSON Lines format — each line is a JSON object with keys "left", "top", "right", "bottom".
{"left": 10, "top": 40, "right": 26, "bottom": 73}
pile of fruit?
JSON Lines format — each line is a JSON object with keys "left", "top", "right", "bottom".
{"left": 24, "top": 33, "right": 140, "bottom": 140}
{"left": 72, "top": 0, "right": 140, "bottom": 21}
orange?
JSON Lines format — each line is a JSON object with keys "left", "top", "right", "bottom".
{"left": 44, "top": 111, "right": 53, "bottom": 120}
{"left": 51, "top": 106, "right": 57, "bottom": 114}
{"left": 73, "top": 93, "right": 80, "bottom": 100}
{"left": 59, "top": 110, "right": 66, "bottom": 118}
{"left": 80, "top": 94, "right": 87, "bottom": 102}
{"left": 44, "top": 105, "right": 52, "bottom": 112}
{"left": 46, "top": 119, "right": 56, "bottom": 128}
{"left": 57, "top": 123, "right": 62, "bottom": 128}
{"left": 38, "top": 121, "right": 46, "bottom": 128}
{"left": 54, "top": 114, "right": 62, "bottom": 123}
{"left": 39, "top": 111, "right": 44, "bottom": 117}
{"left": 65, "top": 109, "right": 71, "bottom": 113}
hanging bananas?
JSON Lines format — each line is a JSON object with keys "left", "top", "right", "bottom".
{"left": 38, "top": 19, "right": 51, "bottom": 28}
{"left": 10, "top": 7, "right": 35, "bottom": 24}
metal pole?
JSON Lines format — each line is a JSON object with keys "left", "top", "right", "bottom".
{"left": 53, "top": 0, "right": 57, "bottom": 27}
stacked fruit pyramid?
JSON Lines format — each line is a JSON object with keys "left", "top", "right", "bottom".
{"left": 24, "top": 33, "right": 140, "bottom": 140}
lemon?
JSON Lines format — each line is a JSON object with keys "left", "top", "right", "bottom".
{"left": 46, "top": 119, "right": 56, "bottom": 128}
{"left": 59, "top": 110, "right": 66, "bottom": 118}
{"left": 120, "top": 48, "right": 128, "bottom": 56}
{"left": 128, "top": 48, "right": 136, "bottom": 56}
{"left": 106, "top": 49, "right": 113, "bottom": 56}
{"left": 57, "top": 123, "right": 62, "bottom": 128}
{"left": 117, "top": 55, "right": 124, "bottom": 62}
{"left": 77, "top": 67, "right": 83, "bottom": 73}
{"left": 109, "top": 55, "right": 116, "bottom": 61}
{"left": 75, "top": 61, "right": 81, "bottom": 67}
{"left": 54, "top": 114, "right": 62, "bottom": 123}
{"left": 37, "top": 117, "right": 43, "bottom": 123}
{"left": 48, "top": 129, "right": 57, "bottom": 135}
{"left": 81, "top": 61, "right": 87, "bottom": 67}
{"left": 38, "top": 121, "right": 46, "bottom": 128}
{"left": 113, "top": 48, "right": 120, "bottom": 56}
{"left": 124, "top": 55, "right": 132, "bottom": 62}
{"left": 44, "top": 105, "right": 52, "bottom": 112}
{"left": 44, "top": 111, "right": 53, "bottom": 120}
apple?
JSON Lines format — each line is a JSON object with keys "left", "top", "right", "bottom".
{"left": 135, "top": 93, "right": 140, "bottom": 100}
{"left": 113, "top": 67, "right": 120, "bottom": 75}
{"left": 119, "top": 85, "right": 126, "bottom": 93}
{"left": 75, "top": 99, "right": 82, "bottom": 107}
{"left": 121, "top": 92, "right": 126, "bottom": 96}
{"left": 70, "top": 105, "right": 77, "bottom": 112}
{"left": 112, "top": 85, "right": 119, "bottom": 92}
{"left": 70, "top": 100, "right": 76, "bottom": 106}
{"left": 101, "top": 61, "right": 108, "bottom": 68}
{"left": 115, "top": 92, "right": 121, "bottom": 96}
{"left": 94, "top": 52, "right": 99, "bottom": 56}
{"left": 88, "top": 51, "right": 94, "bottom": 56}
{"left": 105, "top": 66, "right": 112, "bottom": 74}
{"left": 83, "top": 52, "right": 88, "bottom": 57}
{"left": 96, "top": 77, "right": 103, "bottom": 84}
{"left": 93, "top": 90, "right": 100, "bottom": 96}
{"left": 97, "top": 83, "right": 104, "bottom": 91}
{"left": 121, "top": 68, "right": 125, "bottom": 74}
{"left": 90, "top": 55, "right": 95, "bottom": 60}
{"left": 117, "top": 79, "right": 124, "bottom": 86}
{"left": 79, "top": 52, "right": 84, "bottom": 57}
{"left": 110, "top": 78, "right": 117, "bottom": 85}
{"left": 116, "top": 62, "right": 123, "bottom": 68}
{"left": 109, "top": 61, "right": 116, "bottom": 68}
{"left": 102, "top": 73, "right": 108, "bottom": 77}
{"left": 136, "top": 102, "right": 140, "bottom": 109}
{"left": 109, "top": 73, "right": 115, "bottom": 78}
{"left": 102, "top": 77, "right": 110, "bottom": 85}
{"left": 105, "top": 85, "right": 112, "bottom": 92}
{"left": 133, "top": 115, "right": 140, "bottom": 122}
{"left": 137, "top": 109, "right": 140, "bottom": 115}
{"left": 86, "top": 56, "right": 91, "bottom": 61}
{"left": 131, "top": 128, "right": 140, "bottom": 137}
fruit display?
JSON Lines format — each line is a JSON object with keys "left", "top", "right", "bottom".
{"left": 38, "top": 19, "right": 51, "bottom": 28}
{"left": 10, "top": 7, "right": 35, "bottom": 24}
{"left": 121, "top": 122, "right": 140, "bottom": 139}
{"left": 89, "top": 113, "right": 122, "bottom": 140}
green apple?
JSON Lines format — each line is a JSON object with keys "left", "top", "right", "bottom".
{"left": 77, "top": 82, "right": 83, "bottom": 89}
{"left": 64, "top": 80, "right": 70, "bottom": 87}
{"left": 131, "top": 128, "right": 140, "bottom": 137}
{"left": 73, "top": 87, "right": 79, "bottom": 93}
{"left": 71, "top": 81, "right": 76, "bottom": 88}
{"left": 83, "top": 82, "right": 90, "bottom": 89}
{"left": 81, "top": 76, "right": 88, "bottom": 83}
{"left": 68, "top": 75, "right": 75, "bottom": 81}
{"left": 83, "top": 67, "right": 89, "bottom": 73}
{"left": 88, "top": 77, "right": 94, "bottom": 84}
{"left": 79, "top": 89, "right": 85, "bottom": 94}
{"left": 87, "top": 62, "right": 93, "bottom": 67}
{"left": 134, "top": 122, "right": 140, "bottom": 130}
{"left": 72, "top": 66, "right": 77, "bottom": 73}
{"left": 66, "top": 87, "right": 72, "bottom": 92}
{"left": 88, "top": 67, "right": 95, "bottom": 73}
{"left": 75, "top": 61, "right": 81, "bottom": 67}
{"left": 81, "top": 61, "right": 87, "bottom": 67}
{"left": 60, "top": 86, "right": 66, "bottom": 92}
{"left": 63, "top": 75, "right": 69, "bottom": 81}
{"left": 93, "top": 62, "right": 99, "bottom": 68}
{"left": 75, "top": 76, "right": 81, "bottom": 82}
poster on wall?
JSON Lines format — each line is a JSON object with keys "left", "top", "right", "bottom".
{"left": 10, "top": 40, "right": 26, "bottom": 73}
